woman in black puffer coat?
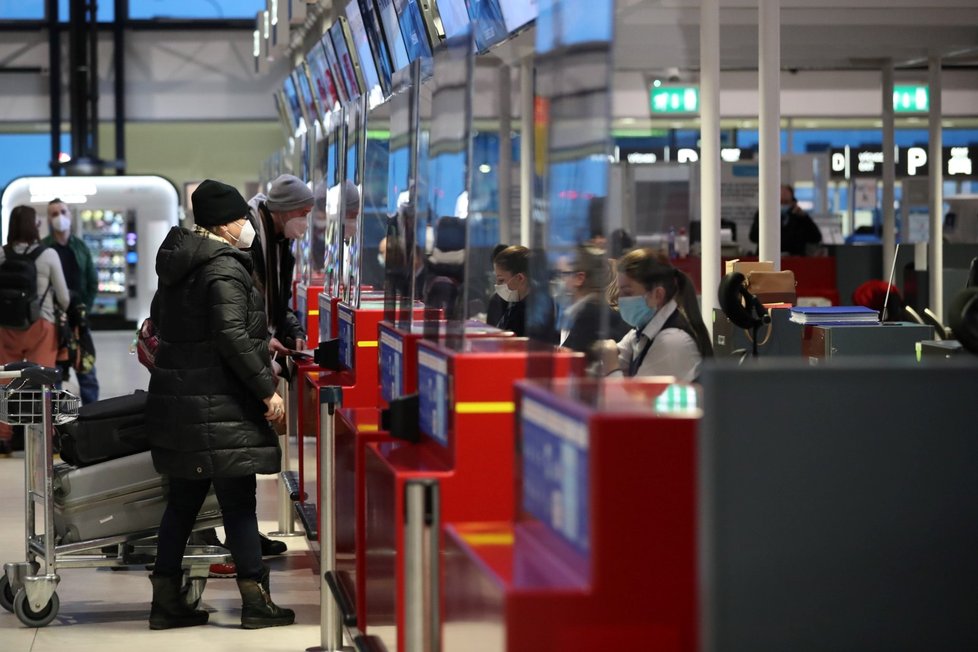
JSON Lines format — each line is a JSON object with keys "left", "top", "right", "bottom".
{"left": 146, "top": 179, "right": 293, "bottom": 631}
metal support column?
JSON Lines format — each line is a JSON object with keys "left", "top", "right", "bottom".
{"left": 270, "top": 366, "right": 300, "bottom": 537}
{"left": 403, "top": 480, "right": 440, "bottom": 652}
{"left": 113, "top": 0, "right": 126, "bottom": 173}
{"left": 47, "top": 0, "right": 61, "bottom": 174}
{"left": 308, "top": 386, "right": 347, "bottom": 652}
{"left": 758, "top": 0, "right": 782, "bottom": 268}
{"left": 700, "top": 0, "right": 721, "bottom": 336}
{"left": 928, "top": 56, "right": 944, "bottom": 320}
{"left": 882, "top": 60, "right": 896, "bottom": 283}
{"left": 519, "top": 57, "right": 533, "bottom": 248}
{"left": 498, "top": 64, "right": 512, "bottom": 244}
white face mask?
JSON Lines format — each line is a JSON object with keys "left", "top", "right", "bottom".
{"left": 51, "top": 215, "right": 71, "bottom": 233}
{"left": 235, "top": 220, "right": 256, "bottom": 249}
{"left": 284, "top": 217, "right": 307, "bottom": 239}
{"left": 495, "top": 283, "right": 519, "bottom": 303}
{"left": 377, "top": 254, "right": 386, "bottom": 269}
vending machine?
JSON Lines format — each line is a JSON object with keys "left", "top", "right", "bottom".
{"left": 1, "top": 175, "right": 180, "bottom": 328}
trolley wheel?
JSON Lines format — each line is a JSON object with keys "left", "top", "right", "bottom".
{"left": 13, "top": 588, "right": 59, "bottom": 627}
{"left": 0, "top": 574, "right": 14, "bottom": 612}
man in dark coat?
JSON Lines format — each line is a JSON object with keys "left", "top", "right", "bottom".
{"left": 146, "top": 179, "right": 294, "bottom": 631}
{"left": 245, "top": 174, "right": 314, "bottom": 359}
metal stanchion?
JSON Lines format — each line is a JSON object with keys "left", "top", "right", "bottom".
{"left": 307, "top": 385, "right": 350, "bottom": 652}
{"left": 404, "top": 479, "right": 440, "bottom": 652}
{"left": 270, "top": 359, "right": 301, "bottom": 537}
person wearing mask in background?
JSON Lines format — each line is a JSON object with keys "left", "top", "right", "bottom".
{"left": 605, "top": 248, "right": 712, "bottom": 381}
{"left": 247, "top": 174, "right": 314, "bottom": 361}
{"left": 485, "top": 244, "right": 510, "bottom": 327}
{"left": 558, "top": 245, "right": 630, "bottom": 356}
{"left": 749, "top": 184, "right": 823, "bottom": 256}
{"left": 378, "top": 237, "right": 427, "bottom": 300}
{"left": 492, "top": 245, "right": 557, "bottom": 342}
{"left": 43, "top": 199, "right": 99, "bottom": 404}
{"left": 146, "top": 179, "right": 293, "bottom": 630}
{"left": 0, "top": 205, "right": 71, "bottom": 368}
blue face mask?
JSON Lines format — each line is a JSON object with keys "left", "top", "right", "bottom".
{"left": 619, "top": 295, "right": 656, "bottom": 329}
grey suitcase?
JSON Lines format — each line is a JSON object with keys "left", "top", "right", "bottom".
{"left": 53, "top": 451, "right": 221, "bottom": 544}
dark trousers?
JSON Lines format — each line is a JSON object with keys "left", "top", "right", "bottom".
{"left": 77, "top": 365, "right": 99, "bottom": 405}
{"left": 155, "top": 474, "right": 263, "bottom": 580}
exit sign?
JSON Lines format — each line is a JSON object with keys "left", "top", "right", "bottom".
{"left": 893, "top": 85, "right": 929, "bottom": 113}
{"left": 650, "top": 85, "right": 699, "bottom": 114}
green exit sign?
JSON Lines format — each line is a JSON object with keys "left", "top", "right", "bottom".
{"left": 893, "top": 85, "right": 929, "bottom": 113}
{"left": 650, "top": 85, "right": 699, "bottom": 114}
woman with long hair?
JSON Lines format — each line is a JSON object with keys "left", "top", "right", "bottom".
{"left": 0, "top": 205, "right": 70, "bottom": 367}
{"left": 611, "top": 247, "right": 712, "bottom": 380}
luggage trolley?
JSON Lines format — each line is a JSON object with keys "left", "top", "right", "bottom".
{"left": 0, "top": 365, "right": 231, "bottom": 627}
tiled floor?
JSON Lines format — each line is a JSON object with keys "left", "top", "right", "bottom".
{"left": 0, "top": 332, "right": 331, "bottom": 651}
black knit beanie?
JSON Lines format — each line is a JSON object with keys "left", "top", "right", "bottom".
{"left": 192, "top": 179, "right": 250, "bottom": 228}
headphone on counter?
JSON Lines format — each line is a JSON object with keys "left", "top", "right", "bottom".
{"left": 718, "top": 272, "right": 771, "bottom": 330}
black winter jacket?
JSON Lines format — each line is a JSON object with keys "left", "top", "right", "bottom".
{"left": 147, "top": 227, "right": 279, "bottom": 479}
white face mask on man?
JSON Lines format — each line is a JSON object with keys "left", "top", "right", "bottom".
{"left": 51, "top": 215, "right": 71, "bottom": 233}
{"left": 284, "top": 217, "right": 307, "bottom": 240}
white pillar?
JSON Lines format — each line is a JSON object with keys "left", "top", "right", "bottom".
{"left": 700, "top": 0, "right": 721, "bottom": 336}
{"left": 520, "top": 57, "right": 534, "bottom": 248}
{"left": 928, "top": 56, "right": 944, "bottom": 320}
{"left": 882, "top": 60, "right": 897, "bottom": 284}
{"left": 758, "top": 0, "right": 781, "bottom": 269}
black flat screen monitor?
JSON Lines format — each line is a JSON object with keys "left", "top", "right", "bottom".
{"left": 466, "top": 0, "right": 507, "bottom": 52}
{"left": 330, "top": 20, "right": 363, "bottom": 101}
{"left": 375, "top": 0, "right": 411, "bottom": 72}
{"left": 346, "top": 0, "right": 386, "bottom": 100}
{"left": 294, "top": 64, "right": 321, "bottom": 125}
{"left": 282, "top": 75, "right": 303, "bottom": 132}
{"left": 394, "top": 0, "right": 433, "bottom": 63}
{"left": 322, "top": 30, "right": 351, "bottom": 105}
{"left": 307, "top": 38, "right": 341, "bottom": 114}
{"left": 434, "top": 0, "right": 469, "bottom": 39}
{"left": 498, "top": 0, "right": 537, "bottom": 33}
{"left": 358, "top": 0, "right": 395, "bottom": 94}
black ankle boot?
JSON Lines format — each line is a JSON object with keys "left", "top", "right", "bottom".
{"left": 259, "top": 533, "right": 287, "bottom": 556}
{"left": 149, "top": 574, "right": 209, "bottom": 630}
{"left": 236, "top": 568, "right": 295, "bottom": 629}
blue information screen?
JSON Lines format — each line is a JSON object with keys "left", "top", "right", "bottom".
{"left": 394, "top": 0, "right": 432, "bottom": 63}
{"left": 521, "top": 396, "right": 590, "bottom": 553}
{"left": 417, "top": 349, "right": 449, "bottom": 446}
{"left": 466, "top": 0, "right": 507, "bottom": 52}
{"left": 376, "top": 0, "right": 410, "bottom": 71}
{"left": 319, "top": 296, "right": 333, "bottom": 341}
{"left": 436, "top": 0, "right": 470, "bottom": 38}
{"left": 379, "top": 329, "right": 404, "bottom": 402}
{"left": 337, "top": 306, "right": 355, "bottom": 370}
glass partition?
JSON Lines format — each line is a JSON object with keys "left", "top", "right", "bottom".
{"left": 527, "top": 0, "right": 616, "bottom": 375}
{"left": 341, "top": 95, "right": 368, "bottom": 306}
{"left": 306, "top": 121, "right": 328, "bottom": 284}
{"left": 323, "top": 110, "right": 347, "bottom": 298}
{"left": 361, "top": 102, "right": 392, "bottom": 293}
{"left": 422, "top": 29, "right": 475, "bottom": 344}
{"left": 383, "top": 66, "right": 419, "bottom": 328}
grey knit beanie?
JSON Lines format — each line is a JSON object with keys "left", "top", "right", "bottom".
{"left": 266, "top": 174, "right": 314, "bottom": 212}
